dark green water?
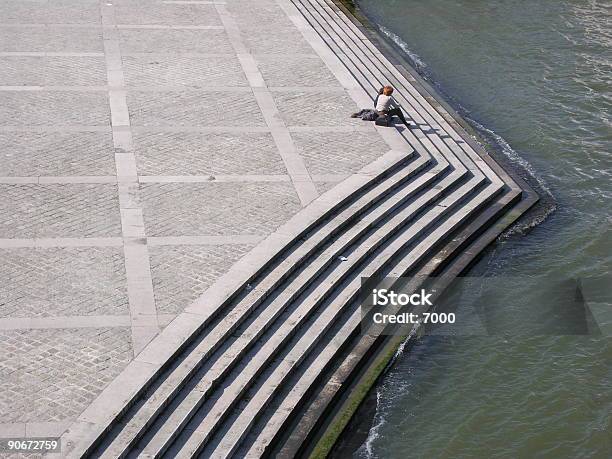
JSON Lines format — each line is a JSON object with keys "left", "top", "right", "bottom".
{"left": 350, "top": 0, "right": 612, "bottom": 457}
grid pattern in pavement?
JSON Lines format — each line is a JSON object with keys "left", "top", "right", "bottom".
{"left": 134, "top": 132, "right": 287, "bottom": 176}
{"left": 127, "top": 91, "right": 266, "bottom": 127}
{"left": 0, "top": 0, "right": 395, "bottom": 440}
{"left": 292, "top": 130, "right": 390, "bottom": 175}
{"left": 0, "top": 132, "right": 116, "bottom": 177}
{"left": 0, "top": 56, "right": 107, "bottom": 87}
{"left": 0, "top": 27, "right": 104, "bottom": 52}
{"left": 0, "top": 247, "right": 129, "bottom": 318}
{"left": 0, "top": 327, "right": 132, "bottom": 423}
{"left": 140, "top": 182, "right": 301, "bottom": 236}
{"left": 0, "top": 184, "right": 121, "bottom": 238}
{"left": 122, "top": 55, "right": 249, "bottom": 88}
{"left": 118, "top": 28, "right": 234, "bottom": 54}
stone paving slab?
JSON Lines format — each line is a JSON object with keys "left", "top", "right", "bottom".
{"left": 0, "top": 132, "right": 115, "bottom": 176}
{"left": 256, "top": 54, "right": 340, "bottom": 87}
{"left": 0, "top": 56, "right": 107, "bottom": 86}
{"left": 271, "top": 90, "right": 362, "bottom": 126}
{"left": 149, "top": 243, "right": 255, "bottom": 314}
{"left": 140, "top": 182, "right": 301, "bottom": 236}
{"left": 241, "top": 27, "right": 316, "bottom": 55}
{"left": 292, "top": 130, "right": 390, "bottom": 175}
{"left": 122, "top": 54, "right": 248, "bottom": 88}
{"left": 118, "top": 28, "right": 233, "bottom": 54}
{"left": 113, "top": 3, "right": 222, "bottom": 26}
{"left": 127, "top": 90, "right": 265, "bottom": 127}
{"left": 227, "top": 0, "right": 297, "bottom": 29}
{"left": 0, "top": 0, "right": 100, "bottom": 25}
{"left": 0, "top": 184, "right": 121, "bottom": 238}
{"left": 0, "top": 247, "right": 128, "bottom": 318}
{"left": 0, "top": 327, "right": 132, "bottom": 423}
{"left": 134, "top": 132, "right": 287, "bottom": 176}
{"left": 0, "top": 27, "right": 104, "bottom": 53}
{"left": 314, "top": 181, "right": 341, "bottom": 195}
{"left": 0, "top": 91, "right": 109, "bottom": 126}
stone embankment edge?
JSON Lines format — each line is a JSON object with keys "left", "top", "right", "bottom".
{"left": 58, "top": 147, "right": 415, "bottom": 458}
{"left": 300, "top": 1, "right": 540, "bottom": 457}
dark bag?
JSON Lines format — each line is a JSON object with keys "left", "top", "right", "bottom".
{"left": 362, "top": 110, "right": 379, "bottom": 121}
{"left": 375, "top": 114, "right": 391, "bottom": 126}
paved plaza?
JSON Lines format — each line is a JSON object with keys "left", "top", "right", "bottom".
{"left": 0, "top": 0, "right": 396, "bottom": 444}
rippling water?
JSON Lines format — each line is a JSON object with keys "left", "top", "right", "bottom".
{"left": 348, "top": 0, "right": 612, "bottom": 457}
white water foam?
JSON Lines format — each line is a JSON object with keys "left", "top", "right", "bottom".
{"left": 467, "top": 117, "right": 554, "bottom": 197}
{"left": 465, "top": 117, "right": 557, "bottom": 236}
{"left": 378, "top": 24, "right": 427, "bottom": 71}
{"left": 358, "top": 329, "right": 418, "bottom": 458}
{"left": 358, "top": 389, "right": 386, "bottom": 458}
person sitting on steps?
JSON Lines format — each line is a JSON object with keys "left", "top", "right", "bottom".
{"left": 375, "top": 85, "right": 411, "bottom": 127}
{"left": 351, "top": 85, "right": 411, "bottom": 127}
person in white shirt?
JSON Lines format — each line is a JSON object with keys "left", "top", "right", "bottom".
{"left": 376, "top": 85, "right": 411, "bottom": 127}
{"left": 351, "top": 86, "right": 411, "bottom": 127}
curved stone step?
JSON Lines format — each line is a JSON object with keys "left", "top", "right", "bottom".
{"left": 272, "top": 187, "right": 521, "bottom": 459}
{"left": 167, "top": 174, "right": 493, "bottom": 457}
{"left": 130, "top": 168, "right": 473, "bottom": 457}
{"left": 210, "top": 181, "right": 505, "bottom": 459}
{"left": 223, "top": 178, "right": 508, "bottom": 459}
{"left": 91, "top": 152, "right": 439, "bottom": 458}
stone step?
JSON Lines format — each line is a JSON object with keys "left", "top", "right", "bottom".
{"left": 271, "top": 186, "right": 514, "bottom": 459}
{"left": 91, "top": 153, "right": 437, "bottom": 458}
{"left": 217, "top": 297, "right": 363, "bottom": 458}
{"left": 170, "top": 174, "right": 490, "bottom": 457}
{"left": 134, "top": 168, "right": 470, "bottom": 457}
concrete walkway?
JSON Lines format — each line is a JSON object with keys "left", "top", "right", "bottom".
{"left": 0, "top": 0, "right": 399, "bottom": 446}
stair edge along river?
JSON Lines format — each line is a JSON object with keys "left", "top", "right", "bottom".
{"left": 334, "top": 1, "right": 612, "bottom": 458}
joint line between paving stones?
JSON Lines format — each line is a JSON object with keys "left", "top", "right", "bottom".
{"left": 100, "top": 1, "right": 159, "bottom": 354}
{"left": 213, "top": 3, "right": 318, "bottom": 207}
{"left": 0, "top": 315, "right": 132, "bottom": 331}
{"left": 0, "top": 174, "right": 296, "bottom": 184}
{"left": 0, "top": 421, "right": 72, "bottom": 438}
{"left": 0, "top": 235, "right": 263, "bottom": 248}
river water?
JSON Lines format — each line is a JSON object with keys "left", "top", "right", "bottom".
{"left": 347, "top": 0, "right": 611, "bottom": 457}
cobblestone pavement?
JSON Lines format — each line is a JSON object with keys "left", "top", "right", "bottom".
{"left": 0, "top": 0, "right": 396, "bottom": 443}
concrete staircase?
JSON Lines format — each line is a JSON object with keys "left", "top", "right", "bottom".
{"left": 60, "top": 0, "right": 536, "bottom": 457}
